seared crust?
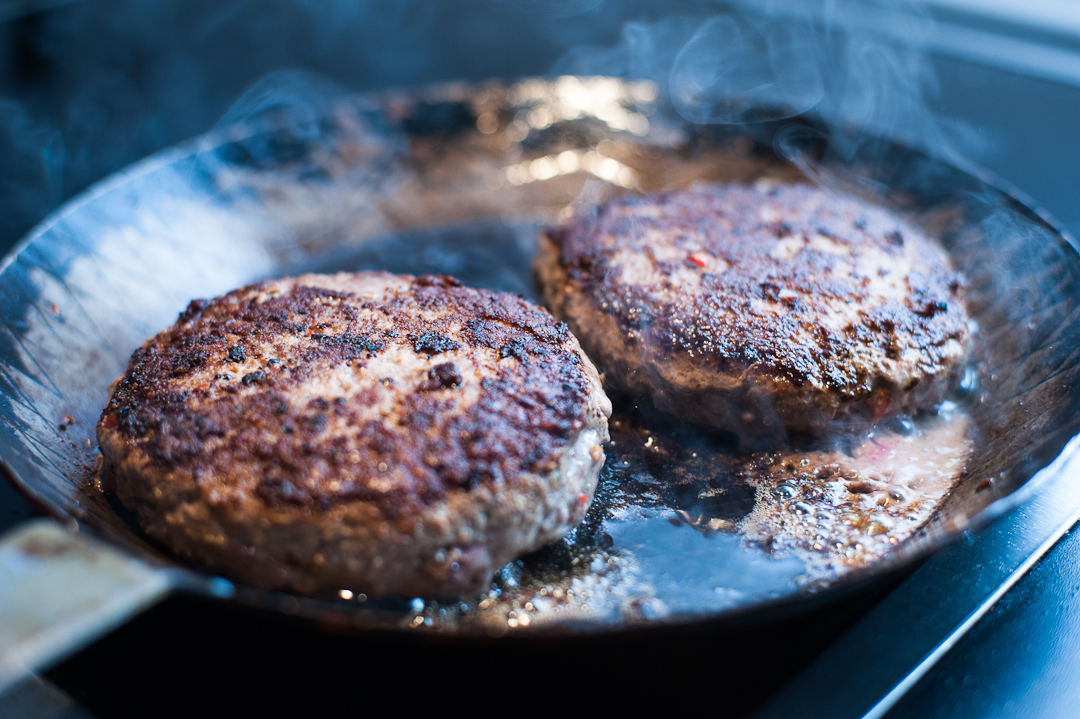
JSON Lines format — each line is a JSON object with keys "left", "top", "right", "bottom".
{"left": 98, "top": 272, "right": 611, "bottom": 596}
{"left": 536, "top": 182, "right": 968, "bottom": 444}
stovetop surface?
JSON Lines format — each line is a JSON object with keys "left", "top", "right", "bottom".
{"left": 3, "top": 2, "right": 1080, "bottom": 716}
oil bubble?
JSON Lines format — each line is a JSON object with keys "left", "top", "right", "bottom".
{"left": 866, "top": 520, "right": 890, "bottom": 536}
{"left": 959, "top": 366, "right": 979, "bottom": 394}
{"left": 883, "top": 415, "right": 916, "bottom": 436}
{"left": 773, "top": 484, "right": 798, "bottom": 499}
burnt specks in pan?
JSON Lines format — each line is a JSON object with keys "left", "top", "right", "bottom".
{"left": 98, "top": 272, "right": 602, "bottom": 518}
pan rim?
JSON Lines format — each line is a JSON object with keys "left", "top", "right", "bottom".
{"left": 2, "top": 75, "right": 1078, "bottom": 635}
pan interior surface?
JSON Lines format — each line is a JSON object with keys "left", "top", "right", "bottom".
{"left": 1, "top": 78, "right": 1078, "bottom": 634}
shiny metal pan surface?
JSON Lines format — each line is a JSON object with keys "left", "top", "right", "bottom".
{"left": 1, "top": 77, "right": 1078, "bottom": 645}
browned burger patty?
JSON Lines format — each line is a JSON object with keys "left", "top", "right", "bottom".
{"left": 98, "top": 272, "right": 611, "bottom": 597}
{"left": 535, "top": 182, "right": 968, "bottom": 445}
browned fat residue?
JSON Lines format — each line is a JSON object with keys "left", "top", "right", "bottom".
{"left": 738, "top": 412, "right": 970, "bottom": 583}
{"left": 602, "top": 401, "right": 970, "bottom": 588}
{"left": 99, "top": 274, "right": 595, "bottom": 518}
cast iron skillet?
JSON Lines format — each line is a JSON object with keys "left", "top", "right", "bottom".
{"left": 2, "top": 78, "right": 1079, "bottom": 666}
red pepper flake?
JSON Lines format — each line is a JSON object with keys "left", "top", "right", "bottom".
{"left": 687, "top": 252, "right": 709, "bottom": 268}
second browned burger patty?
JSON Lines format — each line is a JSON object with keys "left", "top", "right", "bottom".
{"left": 535, "top": 182, "right": 969, "bottom": 445}
{"left": 98, "top": 272, "right": 611, "bottom": 597}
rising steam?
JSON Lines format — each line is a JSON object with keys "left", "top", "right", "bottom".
{"left": 670, "top": 13, "right": 825, "bottom": 124}
{"left": 552, "top": 0, "right": 987, "bottom": 169}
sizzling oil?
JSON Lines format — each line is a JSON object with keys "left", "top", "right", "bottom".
{"left": 335, "top": 404, "right": 971, "bottom": 633}
{"left": 739, "top": 406, "right": 969, "bottom": 588}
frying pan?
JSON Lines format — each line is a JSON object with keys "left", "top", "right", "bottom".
{"left": 2, "top": 77, "right": 1079, "bottom": 690}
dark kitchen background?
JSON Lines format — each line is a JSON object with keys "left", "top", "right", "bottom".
{"left": 3, "top": 1, "right": 1080, "bottom": 716}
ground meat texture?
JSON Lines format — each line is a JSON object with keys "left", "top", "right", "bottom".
{"left": 534, "top": 182, "right": 969, "bottom": 447}
{"left": 97, "top": 272, "right": 611, "bottom": 597}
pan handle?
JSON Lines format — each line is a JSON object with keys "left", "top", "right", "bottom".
{"left": 0, "top": 519, "right": 179, "bottom": 694}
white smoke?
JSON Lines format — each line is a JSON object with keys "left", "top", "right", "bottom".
{"left": 551, "top": 1, "right": 989, "bottom": 167}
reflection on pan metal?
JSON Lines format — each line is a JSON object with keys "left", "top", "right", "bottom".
{"left": 1, "top": 77, "right": 1078, "bottom": 636}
